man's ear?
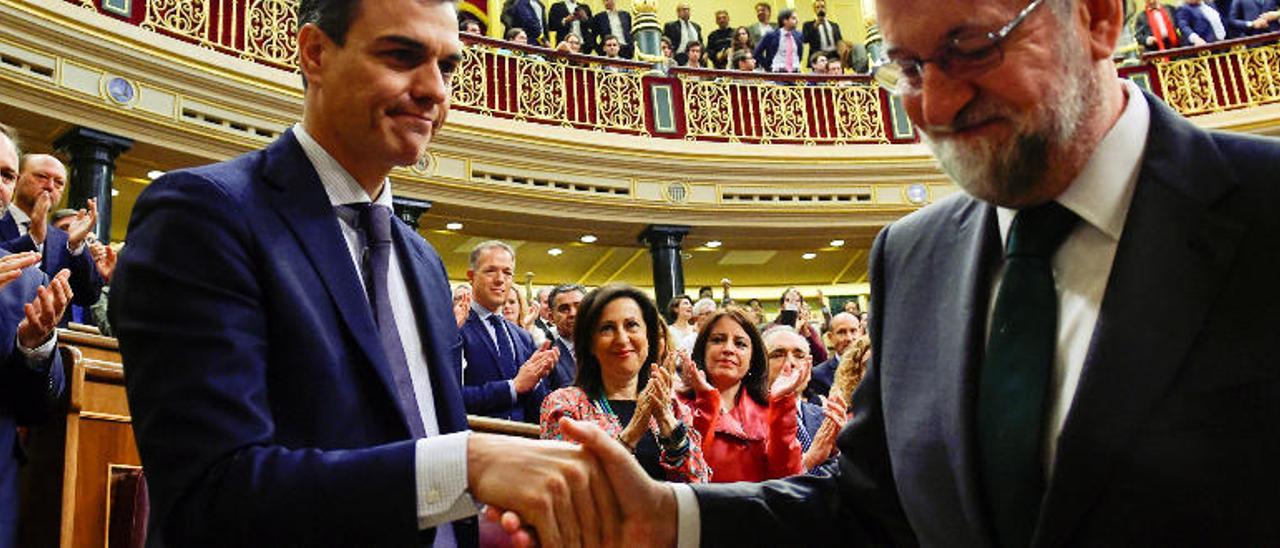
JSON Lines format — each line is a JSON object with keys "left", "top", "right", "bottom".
{"left": 297, "top": 23, "right": 332, "bottom": 88}
{"left": 1078, "top": 0, "right": 1125, "bottom": 61}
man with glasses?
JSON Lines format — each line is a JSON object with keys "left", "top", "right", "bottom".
{"left": 494, "top": 0, "right": 1280, "bottom": 545}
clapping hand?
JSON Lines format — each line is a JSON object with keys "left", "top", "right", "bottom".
{"left": 0, "top": 252, "right": 40, "bottom": 292}
{"left": 676, "top": 349, "right": 712, "bottom": 394}
{"left": 29, "top": 192, "right": 50, "bottom": 245}
{"left": 17, "top": 269, "right": 72, "bottom": 349}
{"left": 802, "top": 394, "right": 848, "bottom": 470}
{"left": 645, "top": 365, "right": 679, "bottom": 436}
{"left": 452, "top": 291, "right": 471, "bottom": 328}
{"left": 768, "top": 352, "right": 810, "bottom": 401}
{"left": 65, "top": 199, "right": 98, "bottom": 250}
{"left": 90, "top": 241, "right": 116, "bottom": 283}
{"left": 513, "top": 341, "right": 558, "bottom": 394}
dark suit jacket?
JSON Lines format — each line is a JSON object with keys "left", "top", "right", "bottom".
{"left": 804, "top": 356, "right": 839, "bottom": 405}
{"left": 548, "top": 1, "right": 592, "bottom": 52}
{"left": 692, "top": 93, "right": 1280, "bottom": 545}
{"left": 1228, "top": 0, "right": 1280, "bottom": 35}
{"left": 0, "top": 214, "right": 104, "bottom": 311}
{"left": 1177, "top": 3, "right": 1225, "bottom": 43}
{"left": 460, "top": 309, "right": 544, "bottom": 422}
{"left": 753, "top": 29, "right": 804, "bottom": 72}
{"left": 662, "top": 19, "right": 702, "bottom": 65}
{"left": 0, "top": 261, "right": 63, "bottom": 548}
{"left": 112, "top": 130, "right": 475, "bottom": 546}
{"left": 590, "top": 10, "right": 634, "bottom": 59}
{"left": 1134, "top": 5, "right": 1183, "bottom": 50}
{"left": 500, "top": 0, "right": 548, "bottom": 45}
{"left": 801, "top": 19, "right": 843, "bottom": 64}
{"left": 546, "top": 336, "right": 576, "bottom": 392}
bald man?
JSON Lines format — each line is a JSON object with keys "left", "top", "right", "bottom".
{"left": 0, "top": 155, "right": 104, "bottom": 324}
{"left": 807, "top": 311, "right": 859, "bottom": 403}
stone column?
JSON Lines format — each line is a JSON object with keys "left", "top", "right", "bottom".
{"left": 639, "top": 224, "right": 689, "bottom": 318}
{"left": 54, "top": 127, "right": 133, "bottom": 244}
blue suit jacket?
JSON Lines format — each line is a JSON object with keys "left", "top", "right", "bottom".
{"left": 546, "top": 336, "right": 576, "bottom": 392}
{"left": 1177, "top": 3, "right": 1226, "bottom": 43}
{"left": 590, "top": 10, "right": 633, "bottom": 58}
{"left": 693, "top": 93, "right": 1280, "bottom": 545}
{"left": 460, "top": 309, "right": 544, "bottom": 422}
{"left": 111, "top": 130, "right": 474, "bottom": 546}
{"left": 1228, "top": 0, "right": 1280, "bottom": 34}
{"left": 805, "top": 356, "right": 839, "bottom": 405}
{"left": 0, "top": 260, "right": 63, "bottom": 548}
{"left": 0, "top": 214, "right": 104, "bottom": 312}
{"left": 753, "top": 29, "right": 804, "bottom": 71}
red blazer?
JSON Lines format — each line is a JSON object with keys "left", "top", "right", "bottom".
{"left": 540, "top": 387, "right": 710, "bottom": 483}
{"left": 682, "top": 389, "right": 802, "bottom": 483}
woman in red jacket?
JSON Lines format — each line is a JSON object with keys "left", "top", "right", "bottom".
{"left": 681, "top": 308, "right": 807, "bottom": 482}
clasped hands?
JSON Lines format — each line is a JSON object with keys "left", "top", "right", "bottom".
{"left": 469, "top": 419, "right": 679, "bottom": 548}
{"left": 0, "top": 252, "right": 73, "bottom": 349}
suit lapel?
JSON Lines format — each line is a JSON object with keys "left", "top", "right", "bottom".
{"left": 260, "top": 130, "right": 401, "bottom": 419}
{"left": 465, "top": 310, "right": 503, "bottom": 367}
{"left": 391, "top": 223, "right": 469, "bottom": 434}
{"left": 944, "top": 200, "right": 1004, "bottom": 542}
{"left": 1035, "top": 96, "right": 1247, "bottom": 545}
{"left": 0, "top": 213, "right": 17, "bottom": 241}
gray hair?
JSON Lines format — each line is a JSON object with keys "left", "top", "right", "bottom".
{"left": 468, "top": 240, "right": 515, "bottom": 269}
{"left": 761, "top": 325, "right": 806, "bottom": 350}
{"left": 691, "top": 298, "right": 718, "bottom": 316}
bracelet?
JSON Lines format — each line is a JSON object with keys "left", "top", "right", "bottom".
{"left": 657, "top": 421, "right": 688, "bottom": 451}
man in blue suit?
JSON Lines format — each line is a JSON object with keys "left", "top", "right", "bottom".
{"left": 528, "top": 0, "right": 1280, "bottom": 545}
{"left": 460, "top": 241, "right": 557, "bottom": 422}
{"left": 1227, "top": 0, "right": 1280, "bottom": 35}
{"left": 0, "top": 155, "right": 104, "bottom": 326}
{"left": 545, "top": 284, "right": 584, "bottom": 392}
{"left": 590, "top": 0, "right": 633, "bottom": 59}
{"left": 1177, "top": 0, "right": 1228, "bottom": 44}
{"left": 0, "top": 122, "right": 75, "bottom": 548}
{"left": 111, "top": 0, "right": 612, "bottom": 545}
{"left": 805, "top": 311, "right": 858, "bottom": 404}
{"left": 754, "top": 9, "right": 804, "bottom": 73}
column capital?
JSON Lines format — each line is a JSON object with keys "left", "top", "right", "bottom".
{"left": 639, "top": 224, "right": 690, "bottom": 248}
{"left": 53, "top": 127, "right": 133, "bottom": 160}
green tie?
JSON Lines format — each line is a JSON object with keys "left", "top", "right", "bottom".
{"left": 978, "top": 201, "right": 1078, "bottom": 548}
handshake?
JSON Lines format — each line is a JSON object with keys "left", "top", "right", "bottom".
{"left": 466, "top": 419, "right": 679, "bottom": 547}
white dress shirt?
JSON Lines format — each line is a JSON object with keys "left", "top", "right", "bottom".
{"left": 607, "top": 10, "right": 627, "bottom": 45}
{"left": 294, "top": 125, "right": 476, "bottom": 543}
{"left": 469, "top": 299, "right": 522, "bottom": 403}
{"left": 671, "top": 79, "right": 1151, "bottom": 546}
{"left": 1199, "top": 3, "right": 1227, "bottom": 40}
{"left": 678, "top": 19, "right": 695, "bottom": 53}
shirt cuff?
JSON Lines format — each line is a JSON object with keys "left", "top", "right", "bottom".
{"left": 508, "top": 380, "right": 518, "bottom": 404}
{"left": 415, "top": 432, "right": 480, "bottom": 530}
{"left": 16, "top": 330, "right": 57, "bottom": 371}
{"left": 671, "top": 483, "right": 701, "bottom": 548}
{"left": 67, "top": 240, "right": 86, "bottom": 256}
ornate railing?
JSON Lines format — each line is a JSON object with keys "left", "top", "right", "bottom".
{"left": 50, "top": 0, "right": 1280, "bottom": 140}
{"left": 449, "top": 35, "right": 908, "bottom": 145}
{"left": 63, "top": 0, "right": 298, "bottom": 70}
{"left": 1130, "top": 31, "right": 1280, "bottom": 116}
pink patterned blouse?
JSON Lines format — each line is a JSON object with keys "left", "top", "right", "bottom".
{"left": 540, "top": 386, "right": 711, "bottom": 483}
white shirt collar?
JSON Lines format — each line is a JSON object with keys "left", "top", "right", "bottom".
{"left": 292, "top": 123, "right": 394, "bottom": 209}
{"left": 7, "top": 203, "right": 30, "bottom": 226}
{"left": 470, "top": 298, "right": 501, "bottom": 321}
{"left": 997, "top": 79, "right": 1149, "bottom": 244}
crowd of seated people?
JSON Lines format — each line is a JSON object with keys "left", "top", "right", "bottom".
{"left": 465, "top": 0, "right": 875, "bottom": 75}
{"left": 449, "top": 238, "right": 870, "bottom": 485}
{"left": 1134, "top": 0, "right": 1280, "bottom": 52}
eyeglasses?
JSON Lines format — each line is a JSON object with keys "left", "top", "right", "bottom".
{"left": 873, "top": 0, "right": 1045, "bottom": 95}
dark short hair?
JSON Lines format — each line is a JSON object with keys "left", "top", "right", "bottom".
{"left": 755, "top": 2, "right": 771, "bottom": 11}
{"left": 691, "top": 307, "right": 768, "bottom": 405}
{"left": 298, "top": 0, "right": 362, "bottom": 45}
{"left": 777, "top": 8, "right": 795, "bottom": 27}
{"left": 602, "top": 34, "right": 619, "bottom": 44}
{"left": 573, "top": 284, "right": 664, "bottom": 400}
{"left": 505, "top": 27, "right": 526, "bottom": 40}
{"left": 666, "top": 294, "right": 692, "bottom": 317}
{"left": 732, "top": 50, "right": 753, "bottom": 67}
{"left": 548, "top": 283, "right": 586, "bottom": 311}
{"left": 687, "top": 41, "right": 703, "bottom": 52}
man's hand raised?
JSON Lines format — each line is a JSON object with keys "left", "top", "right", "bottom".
{"left": 65, "top": 198, "right": 98, "bottom": 250}
{"left": 513, "top": 341, "right": 558, "bottom": 394}
{"left": 29, "top": 192, "right": 51, "bottom": 246}
{"left": 17, "top": 269, "right": 72, "bottom": 349}
{"left": 0, "top": 252, "right": 41, "bottom": 293}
